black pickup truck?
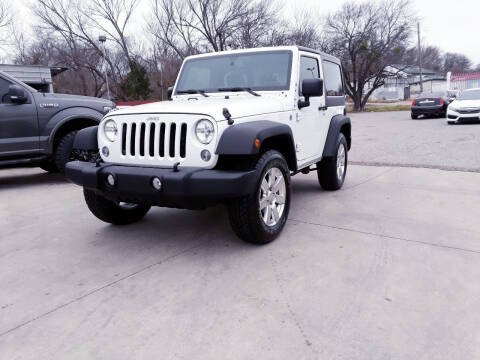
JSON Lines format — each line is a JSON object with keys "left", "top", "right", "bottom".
{"left": 0, "top": 70, "right": 114, "bottom": 173}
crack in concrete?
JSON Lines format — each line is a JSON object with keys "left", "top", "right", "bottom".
{"left": 289, "top": 218, "right": 480, "bottom": 255}
{"left": 350, "top": 161, "right": 480, "bottom": 173}
{"left": 0, "top": 241, "right": 209, "bottom": 338}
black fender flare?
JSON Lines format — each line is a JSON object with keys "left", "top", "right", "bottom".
{"left": 73, "top": 125, "right": 99, "bottom": 151}
{"left": 322, "top": 115, "right": 352, "bottom": 157}
{"left": 46, "top": 108, "right": 103, "bottom": 153}
{"left": 215, "top": 120, "right": 297, "bottom": 171}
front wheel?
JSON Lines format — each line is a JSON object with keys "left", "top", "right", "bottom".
{"left": 83, "top": 189, "right": 151, "bottom": 225}
{"left": 317, "top": 133, "right": 348, "bottom": 191}
{"left": 55, "top": 130, "right": 78, "bottom": 174}
{"left": 228, "top": 150, "right": 291, "bottom": 245}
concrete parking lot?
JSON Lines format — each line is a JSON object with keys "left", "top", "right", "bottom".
{"left": 1, "top": 111, "right": 480, "bottom": 359}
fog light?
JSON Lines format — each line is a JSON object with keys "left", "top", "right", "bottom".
{"left": 102, "top": 146, "right": 110, "bottom": 157}
{"left": 152, "top": 177, "right": 162, "bottom": 191}
{"left": 106, "top": 173, "right": 116, "bottom": 186}
{"left": 201, "top": 150, "right": 211, "bottom": 162}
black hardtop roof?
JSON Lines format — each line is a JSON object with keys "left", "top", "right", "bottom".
{"left": 297, "top": 46, "right": 341, "bottom": 65}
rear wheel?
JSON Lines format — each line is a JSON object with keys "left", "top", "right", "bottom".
{"left": 228, "top": 150, "right": 290, "bottom": 245}
{"left": 411, "top": 113, "right": 418, "bottom": 119}
{"left": 317, "top": 133, "right": 348, "bottom": 191}
{"left": 83, "top": 189, "right": 151, "bottom": 225}
{"left": 447, "top": 120, "right": 457, "bottom": 125}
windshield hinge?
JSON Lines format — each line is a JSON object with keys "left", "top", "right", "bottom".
{"left": 223, "top": 108, "right": 234, "bottom": 125}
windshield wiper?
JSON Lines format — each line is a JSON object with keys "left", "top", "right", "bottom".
{"left": 218, "top": 87, "right": 261, "bottom": 97}
{"left": 176, "top": 89, "right": 209, "bottom": 97}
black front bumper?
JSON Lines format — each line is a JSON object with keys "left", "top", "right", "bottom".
{"left": 66, "top": 161, "right": 257, "bottom": 209}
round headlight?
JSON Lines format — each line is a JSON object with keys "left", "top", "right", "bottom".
{"left": 195, "top": 119, "right": 215, "bottom": 144}
{"left": 103, "top": 119, "right": 118, "bottom": 142}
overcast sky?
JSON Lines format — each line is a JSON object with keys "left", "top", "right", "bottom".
{"left": 8, "top": 0, "right": 480, "bottom": 66}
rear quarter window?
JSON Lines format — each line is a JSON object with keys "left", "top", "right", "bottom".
{"left": 323, "top": 61, "right": 344, "bottom": 97}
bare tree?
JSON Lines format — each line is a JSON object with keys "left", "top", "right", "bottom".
{"left": 443, "top": 52, "right": 472, "bottom": 74}
{"left": 0, "top": 0, "right": 12, "bottom": 44}
{"left": 324, "top": 0, "right": 414, "bottom": 111}
{"left": 149, "top": 0, "right": 278, "bottom": 59}
{"left": 33, "top": 0, "right": 141, "bottom": 98}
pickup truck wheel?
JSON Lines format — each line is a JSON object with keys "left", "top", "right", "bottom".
{"left": 55, "top": 130, "right": 77, "bottom": 174}
{"left": 317, "top": 133, "right": 348, "bottom": 191}
{"left": 83, "top": 189, "right": 151, "bottom": 225}
{"left": 39, "top": 160, "right": 59, "bottom": 173}
{"left": 228, "top": 150, "right": 290, "bottom": 245}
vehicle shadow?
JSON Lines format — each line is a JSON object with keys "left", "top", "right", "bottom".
{"left": 93, "top": 204, "right": 252, "bottom": 252}
{"left": 0, "top": 168, "right": 66, "bottom": 190}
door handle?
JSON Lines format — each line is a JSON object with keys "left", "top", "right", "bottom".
{"left": 318, "top": 106, "right": 328, "bottom": 111}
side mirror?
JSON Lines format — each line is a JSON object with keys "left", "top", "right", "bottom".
{"left": 7, "top": 85, "right": 28, "bottom": 104}
{"left": 298, "top": 78, "right": 324, "bottom": 109}
{"left": 167, "top": 86, "right": 173, "bottom": 101}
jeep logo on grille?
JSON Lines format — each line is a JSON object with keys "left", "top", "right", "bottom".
{"left": 146, "top": 116, "right": 160, "bottom": 122}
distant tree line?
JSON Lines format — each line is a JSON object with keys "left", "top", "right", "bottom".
{"left": 0, "top": 0, "right": 478, "bottom": 110}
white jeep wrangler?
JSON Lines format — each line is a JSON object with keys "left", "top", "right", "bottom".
{"left": 66, "top": 46, "right": 351, "bottom": 244}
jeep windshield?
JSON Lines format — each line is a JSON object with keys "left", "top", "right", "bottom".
{"left": 175, "top": 51, "right": 292, "bottom": 95}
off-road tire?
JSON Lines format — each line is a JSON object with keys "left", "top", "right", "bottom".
{"left": 411, "top": 113, "right": 418, "bottom": 119}
{"left": 39, "top": 159, "right": 59, "bottom": 173}
{"left": 83, "top": 188, "right": 151, "bottom": 225}
{"left": 55, "top": 130, "right": 77, "bottom": 174}
{"left": 228, "top": 150, "right": 290, "bottom": 245}
{"left": 317, "top": 133, "right": 348, "bottom": 191}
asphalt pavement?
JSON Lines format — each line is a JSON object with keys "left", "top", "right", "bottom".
{"left": 1, "top": 111, "right": 479, "bottom": 359}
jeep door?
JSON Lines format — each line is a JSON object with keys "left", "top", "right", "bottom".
{"left": 295, "top": 53, "right": 330, "bottom": 162}
{"left": 0, "top": 76, "right": 39, "bottom": 157}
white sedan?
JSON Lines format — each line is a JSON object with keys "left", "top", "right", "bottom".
{"left": 447, "top": 88, "right": 480, "bottom": 124}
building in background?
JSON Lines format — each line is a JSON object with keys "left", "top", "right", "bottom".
{"left": 0, "top": 64, "right": 68, "bottom": 93}
{"left": 450, "top": 72, "right": 480, "bottom": 91}
{"left": 367, "top": 65, "right": 446, "bottom": 100}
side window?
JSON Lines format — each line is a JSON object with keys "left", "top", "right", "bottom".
{"left": 299, "top": 56, "right": 320, "bottom": 95}
{"left": 323, "top": 61, "right": 344, "bottom": 97}
{"left": 0, "top": 77, "right": 12, "bottom": 103}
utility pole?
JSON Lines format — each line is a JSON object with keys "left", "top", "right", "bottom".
{"left": 417, "top": 22, "right": 423, "bottom": 93}
{"left": 99, "top": 35, "right": 111, "bottom": 100}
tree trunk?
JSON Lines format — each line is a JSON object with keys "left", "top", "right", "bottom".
{"left": 353, "top": 96, "right": 362, "bottom": 112}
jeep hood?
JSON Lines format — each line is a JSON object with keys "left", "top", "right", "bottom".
{"left": 111, "top": 96, "right": 288, "bottom": 121}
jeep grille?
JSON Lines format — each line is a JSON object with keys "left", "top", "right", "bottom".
{"left": 120, "top": 121, "right": 187, "bottom": 159}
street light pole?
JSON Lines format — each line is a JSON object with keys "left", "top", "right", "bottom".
{"left": 417, "top": 23, "right": 423, "bottom": 93}
{"left": 99, "top": 35, "right": 111, "bottom": 100}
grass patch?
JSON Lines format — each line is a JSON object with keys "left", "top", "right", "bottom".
{"left": 347, "top": 105, "right": 411, "bottom": 113}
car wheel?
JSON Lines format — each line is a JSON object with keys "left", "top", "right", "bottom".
{"left": 83, "top": 189, "right": 151, "bottom": 225}
{"left": 411, "top": 113, "right": 418, "bottom": 119}
{"left": 39, "top": 159, "right": 59, "bottom": 173}
{"left": 317, "top": 133, "right": 348, "bottom": 191}
{"left": 447, "top": 121, "right": 457, "bottom": 125}
{"left": 55, "top": 130, "right": 78, "bottom": 174}
{"left": 228, "top": 150, "right": 290, "bottom": 245}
